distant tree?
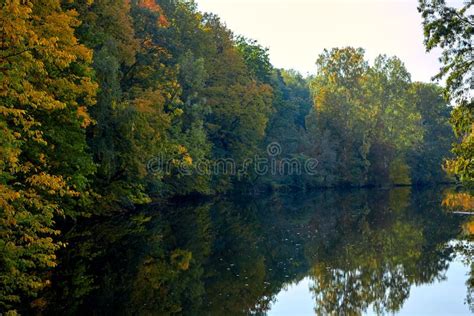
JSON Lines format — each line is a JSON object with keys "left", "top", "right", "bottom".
{"left": 307, "top": 48, "right": 425, "bottom": 187}
{"left": 308, "top": 47, "right": 371, "bottom": 186}
{"left": 408, "top": 83, "right": 454, "bottom": 185}
{"left": 366, "top": 55, "right": 422, "bottom": 186}
{"left": 235, "top": 36, "right": 272, "bottom": 83}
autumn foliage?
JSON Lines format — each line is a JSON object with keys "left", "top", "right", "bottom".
{"left": 0, "top": 0, "right": 467, "bottom": 313}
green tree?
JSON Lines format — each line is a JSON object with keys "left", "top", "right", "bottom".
{"left": 306, "top": 48, "right": 425, "bottom": 187}
{"left": 67, "top": 0, "right": 141, "bottom": 208}
{"left": 263, "top": 69, "right": 313, "bottom": 190}
{"left": 198, "top": 15, "right": 273, "bottom": 189}
{"left": 366, "top": 55, "right": 422, "bottom": 186}
{"left": 418, "top": 0, "right": 473, "bottom": 185}
{"left": 72, "top": 0, "right": 197, "bottom": 205}
{"left": 408, "top": 83, "right": 454, "bottom": 184}
{"left": 235, "top": 36, "right": 272, "bottom": 83}
{"left": 308, "top": 47, "right": 371, "bottom": 186}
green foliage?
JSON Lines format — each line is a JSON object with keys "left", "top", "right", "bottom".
{"left": 304, "top": 48, "right": 430, "bottom": 187}
{"left": 262, "top": 69, "right": 314, "bottom": 188}
{"left": 236, "top": 36, "right": 272, "bottom": 83}
{"left": 1, "top": 0, "right": 461, "bottom": 312}
{"left": 418, "top": 0, "right": 474, "bottom": 185}
{"left": 308, "top": 48, "right": 371, "bottom": 186}
{"left": 408, "top": 83, "right": 454, "bottom": 184}
{"left": 445, "top": 100, "right": 474, "bottom": 185}
{"left": 199, "top": 14, "right": 274, "bottom": 165}
{"left": 418, "top": 0, "right": 473, "bottom": 102}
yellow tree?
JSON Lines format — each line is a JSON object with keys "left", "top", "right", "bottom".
{"left": 0, "top": 0, "right": 96, "bottom": 311}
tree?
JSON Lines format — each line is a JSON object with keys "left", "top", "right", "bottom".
{"left": 408, "top": 83, "right": 454, "bottom": 184}
{"left": 366, "top": 55, "right": 422, "bottom": 186}
{"left": 418, "top": 0, "right": 474, "bottom": 185}
{"left": 445, "top": 100, "right": 474, "bottom": 185}
{"left": 263, "top": 69, "right": 314, "bottom": 189}
{"left": 308, "top": 47, "right": 371, "bottom": 186}
{"left": 72, "top": 0, "right": 199, "bottom": 205}
{"left": 235, "top": 36, "right": 272, "bottom": 83}
{"left": 0, "top": 0, "right": 96, "bottom": 310}
{"left": 199, "top": 15, "right": 274, "bottom": 188}
{"left": 67, "top": 0, "right": 142, "bottom": 208}
{"left": 306, "top": 48, "right": 426, "bottom": 187}
{"left": 140, "top": 1, "right": 216, "bottom": 195}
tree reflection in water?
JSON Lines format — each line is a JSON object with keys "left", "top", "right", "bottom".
{"left": 38, "top": 187, "right": 472, "bottom": 315}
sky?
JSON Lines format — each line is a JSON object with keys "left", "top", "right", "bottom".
{"left": 195, "top": 0, "right": 450, "bottom": 83}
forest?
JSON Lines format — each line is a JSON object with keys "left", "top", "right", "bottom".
{"left": 0, "top": 0, "right": 472, "bottom": 314}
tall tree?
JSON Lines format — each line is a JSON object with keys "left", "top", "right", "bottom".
{"left": 202, "top": 15, "right": 273, "bottom": 160}
{"left": 408, "top": 83, "right": 454, "bottom": 185}
{"left": 141, "top": 0, "right": 215, "bottom": 195}
{"left": 0, "top": 0, "right": 96, "bottom": 310}
{"left": 306, "top": 48, "right": 424, "bottom": 187}
{"left": 66, "top": 0, "right": 142, "bottom": 207}
{"left": 366, "top": 55, "right": 422, "bottom": 186}
{"left": 418, "top": 0, "right": 473, "bottom": 185}
{"left": 308, "top": 47, "right": 371, "bottom": 186}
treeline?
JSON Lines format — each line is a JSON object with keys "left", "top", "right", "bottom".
{"left": 266, "top": 48, "right": 453, "bottom": 189}
{"left": 0, "top": 0, "right": 455, "bottom": 312}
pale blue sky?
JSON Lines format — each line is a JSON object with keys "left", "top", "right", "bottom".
{"left": 195, "top": 0, "right": 458, "bottom": 83}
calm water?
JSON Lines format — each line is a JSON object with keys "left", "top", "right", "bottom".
{"left": 43, "top": 187, "right": 473, "bottom": 315}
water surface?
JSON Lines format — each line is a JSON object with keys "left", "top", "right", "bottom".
{"left": 44, "top": 187, "right": 473, "bottom": 315}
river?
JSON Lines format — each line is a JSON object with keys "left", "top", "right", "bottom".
{"left": 42, "top": 187, "right": 473, "bottom": 315}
